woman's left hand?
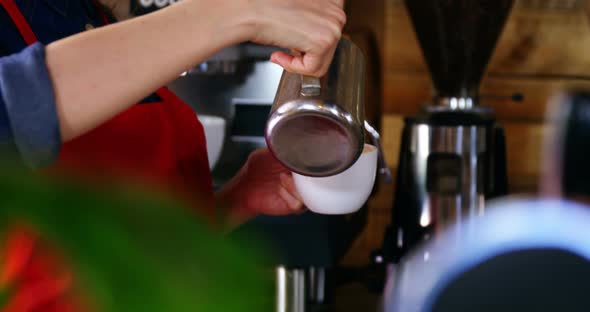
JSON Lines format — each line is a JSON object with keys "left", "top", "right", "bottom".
{"left": 216, "top": 148, "right": 305, "bottom": 226}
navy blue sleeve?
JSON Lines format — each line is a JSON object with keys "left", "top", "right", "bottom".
{"left": 0, "top": 43, "right": 61, "bottom": 168}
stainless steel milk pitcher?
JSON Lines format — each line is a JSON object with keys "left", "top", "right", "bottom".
{"left": 265, "top": 38, "right": 366, "bottom": 177}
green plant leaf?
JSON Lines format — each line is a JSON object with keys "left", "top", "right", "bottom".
{"left": 0, "top": 166, "right": 272, "bottom": 311}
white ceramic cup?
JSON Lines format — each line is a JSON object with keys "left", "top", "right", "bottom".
{"left": 197, "top": 115, "right": 226, "bottom": 170}
{"left": 292, "top": 144, "right": 378, "bottom": 214}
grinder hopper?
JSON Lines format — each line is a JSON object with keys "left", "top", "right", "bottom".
{"left": 406, "top": 0, "right": 514, "bottom": 103}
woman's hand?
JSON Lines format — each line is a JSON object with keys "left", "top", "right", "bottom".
{"left": 247, "top": 0, "right": 346, "bottom": 77}
{"left": 216, "top": 148, "right": 304, "bottom": 228}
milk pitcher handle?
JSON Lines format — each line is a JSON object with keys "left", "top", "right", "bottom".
{"left": 300, "top": 75, "right": 321, "bottom": 97}
{"left": 290, "top": 48, "right": 321, "bottom": 97}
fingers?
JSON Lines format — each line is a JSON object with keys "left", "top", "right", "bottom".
{"left": 262, "top": 1, "right": 345, "bottom": 77}
{"left": 279, "top": 173, "right": 304, "bottom": 212}
{"left": 279, "top": 187, "right": 303, "bottom": 212}
{"left": 331, "top": 7, "right": 347, "bottom": 29}
{"left": 271, "top": 53, "right": 321, "bottom": 77}
{"left": 331, "top": 0, "right": 345, "bottom": 7}
{"left": 280, "top": 173, "right": 302, "bottom": 201}
{"left": 272, "top": 46, "right": 337, "bottom": 77}
{"left": 305, "top": 43, "right": 338, "bottom": 77}
{"left": 270, "top": 51, "right": 302, "bottom": 73}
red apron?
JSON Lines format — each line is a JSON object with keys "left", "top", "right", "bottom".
{"left": 0, "top": 0, "right": 215, "bottom": 310}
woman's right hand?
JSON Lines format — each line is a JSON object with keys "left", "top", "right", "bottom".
{"left": 246, "top": 0, "right": 346, "bottom": 77}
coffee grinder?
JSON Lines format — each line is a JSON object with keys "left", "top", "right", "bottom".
{"left": 378, "top": 0, "right": 514, "bottom": 266}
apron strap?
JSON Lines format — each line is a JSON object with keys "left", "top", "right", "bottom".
{"left": 154, "top": 86, "right": 177, "bottom": 101}
{"left": 92, "top": 0, "right": 110, "bottom": 25}
{"left": 0, "top": 0, "right": 38, "bottom": 45}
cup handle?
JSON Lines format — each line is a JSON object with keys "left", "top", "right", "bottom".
{"left": 365, "top": 121, "right": 393, "bottom": 184}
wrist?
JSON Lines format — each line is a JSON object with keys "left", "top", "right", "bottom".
{"left": 215, "top": 182, "right": 256, "bottom": 230}
{"left": 173, "top": 0, "right": 253, "bottom": 51}
{"left": 231, "top": 0, "right": 257, "bottom": 43}
{"left": 215, "top": 167, "right": 255, "bottom": 214}
{"left": 207, "top": 0, "right": 256, "bottom": 45}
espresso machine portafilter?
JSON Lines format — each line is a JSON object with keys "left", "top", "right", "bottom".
{"left": 376, "top": 0, "right": 514, "bottom": 270}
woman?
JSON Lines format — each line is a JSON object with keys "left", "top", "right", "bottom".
{"left": 0, "top": 0, "right": 345, "bottom": 310}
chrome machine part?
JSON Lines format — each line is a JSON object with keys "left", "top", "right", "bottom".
{"left": 266, "top": 38, "right": 366, "bottom": 177}
{"left": 408, "top": 123, "right": 488, "bottom": 236}
{"left": 275, "top": 266, "right": 328, "bottom": 312}
{"left": 381, "top": 110, "right": 508, "bottom": 272}
{"left": 307, "top": 267, "right": 326, "bottom": 305}
{"left": 435, "top": 97, "right": 477, "bottom": 110}
{"left": 276, "top": 267, "right": 306, "bottom": 312}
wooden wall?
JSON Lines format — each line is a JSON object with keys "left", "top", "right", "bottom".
{"left": 341, "top": 0, "right": 590, "bottom": 266}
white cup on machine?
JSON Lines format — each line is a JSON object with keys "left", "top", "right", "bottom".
{"left": 196, "top": 115, "right": 226, "bottom": 170}
{"left": 292, "top": 144, "right": 378, "bottom": 215}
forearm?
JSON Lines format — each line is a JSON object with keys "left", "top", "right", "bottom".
{"left": 45, "top": 0, "right": 251, "bottom": 141}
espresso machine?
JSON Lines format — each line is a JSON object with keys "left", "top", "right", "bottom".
{"left": 377, "top": 0, "right": 513, "bottom": 267}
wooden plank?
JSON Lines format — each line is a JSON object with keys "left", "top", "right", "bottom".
{"left": 381, "top": 115, "right": 405, "bottom": 168}
{"left": 384, "top": 1, "right": 590, "bottom": 76}
{"left": 489, "top": 9, "right": 590, "bottom": 76}
{"left": 383, "top": 1, "right": 426, "bottom": 72}
{"left": 345, "top": 0, "right": 385, "bottom": 57}
{"left": 504, "top": 121, "right": 551, "bottom": 179}
{"left": 347, "top": 31, "right": 383, "bottom": 126}
{"left": 382, "top": 72, "right": 432, "bottom": 116}
{"left": 382, "top": 72, "right": 590, "bottom": 121}
{"left": 479, "top": 76, "right": 590, "bottom": 122}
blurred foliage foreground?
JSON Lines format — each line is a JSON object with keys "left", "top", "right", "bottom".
{"left": 0, "top": 167, "right": 272, "bottom": 311}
